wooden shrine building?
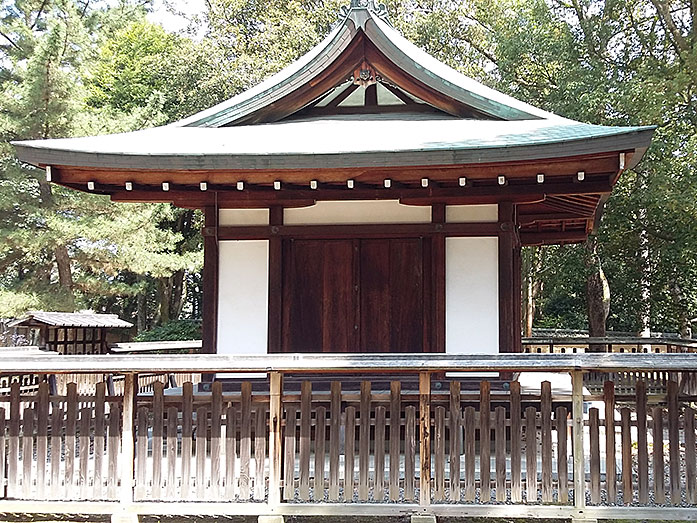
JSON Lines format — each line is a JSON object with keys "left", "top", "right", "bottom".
{"left": 8, "top": 311, "right": 133, "bottom": 354}
{"left": 13, "top": 0, "right": 654, "bottom": 358}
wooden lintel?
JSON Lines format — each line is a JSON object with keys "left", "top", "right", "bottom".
{"left": 105, "top": 180, "right": 612, "bottom": 209}
{"left": 214, "top": 222, "right": 500, "bottom": 240}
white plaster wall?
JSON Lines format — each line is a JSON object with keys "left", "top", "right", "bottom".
{"left": 219, "top": 209, "right": 269, "bottom": 226}
{"left": 446, "top": 204, "right": 498, "bottom": 223}
{"left": 284, "top": 200, "right": 431, "bottom": 225}
{"left": 445, "top": 237, "right": 499, "bottom": 354}
{"left": 217, "top": 240, "right": 269, "bottom": 355}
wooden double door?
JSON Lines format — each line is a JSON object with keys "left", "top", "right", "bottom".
{"left": 280, "top": 237, "right": 434, "bottom": 353}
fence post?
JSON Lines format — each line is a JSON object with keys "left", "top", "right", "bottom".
{"left": 268, "top": 371, "right": 283, "bottom": 508}
{"left": 419, "top": 371, "right": 431, "bottom": 507}
{"left": 571, "top": 370, "right": 590, "bottom": 521}
{"left": 113, "top": 373, "right": 137, "bottom": 523}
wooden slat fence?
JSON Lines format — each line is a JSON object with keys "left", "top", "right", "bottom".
{"left": 1, "top": 353, "right": 697, "bottom": 520}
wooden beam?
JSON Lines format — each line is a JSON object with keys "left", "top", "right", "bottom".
{"left": 106, "top": 179, "right": 612, "bottom": 209}
{"left": 213, "top": 222, "right": 500, "bottom": 240}
{"left": 520, "top": 230, "right": 588, "bottom": 246}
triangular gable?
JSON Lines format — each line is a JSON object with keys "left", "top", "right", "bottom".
{"left": 176, "top": 1, "right": 556, "bottom": 128}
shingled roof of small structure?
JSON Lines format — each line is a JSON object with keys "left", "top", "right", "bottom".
{"left": 9, "top": 311, "right": 133, "bottom": 328}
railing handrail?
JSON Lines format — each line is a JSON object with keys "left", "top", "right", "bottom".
{"left": 523, "top": 336, "right": 697, "bottom": 348}
{"left": 1, "top": 352, "right": 697, "bottom": 374}
{"left": 108, "top": 340, "right": 202, "bottom": 353}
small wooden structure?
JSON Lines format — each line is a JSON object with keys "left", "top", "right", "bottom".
{"left": 12, "top": 0, "right": 654, "bottom": 359}
{"left": 8, "top": 311, "right": 133, "bottom": 354}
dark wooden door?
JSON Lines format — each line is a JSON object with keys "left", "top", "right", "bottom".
{"left": 281, "top": 238, "right": 430, "bottom": 353}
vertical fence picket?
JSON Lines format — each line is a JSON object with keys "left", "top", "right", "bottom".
{"left": 181, "top": 382, "right": 193, "bottom": 499}
{"left": 36, "top": 383, "right": 49, "bottom": 500}
{"left": 404, "top": 405, "right": 416, "bottom": 501}
{"left": 374, "top": 405, "right": 385, "bottom": 502}
{"left": 653, "top": 406, "right": 665, "bottom": 504}
{"left": 556, "top": 406, "right": 568, "bottom": 504}
{"left": 685, "top": 407, "right": 696, "bottom": 504}
{"left": 50, "top": 406, "right": 63, "bottom": 500}
{"left": 495, "top": 406, "right": 506, "bottom": 502}
{"left": 510, "top": 381, "right": 522, "bottom": 503}
{"left": 225, "top": 406, "right": 237, "bottom": 500}
{"left": 479, "top": 381, "right": 491, "bottom": 502}
{"left": 329, "top": 381, "right": 341, "bottom": 501}
{"left": 345, "top": 405, "right": 356, "bottom": 502}
{"left": 152, "top": 382, "right": 164, "bottom": 499}
{"left": 604, "top": 381, "right": 617, "bottom": 503}
{"left": 464, "top": 406, "right": 475, "bottom": 502}
{"left": 434, "top": 406, "right": 445, "bottom": 501}
{"left": 359, "top": 381, "right": 371, "bottom": 501}
{"left": 93, "top": 382, "right": 105, "bottom": 499}
{"left": 8, "top": 382, "right": 20, "bottom": 498}
{"left": 0, "top": 408, "right": 5, "bottom": 499}
{"left": 78, "top": 406, "right": 91, "bottom": 499}
{"left": 283, "top": 406, "right": 297, "bottom": 501}
{"left": 636, "top": 381, "right": 649, "bottom": 503}
{"left": 389, "top": 381, "right": 401, "bottom": 502}
{"left": 300, "top": 381, "right": 312, "bottom": 501}
{"left": 449, "top": 381, "right": 461, "bottom": 502}
{"left": 240, "top": 382, "right": 252, "bottom": 500}
{"left": 65, "top": 383, "right": 77, "bottom": 498}
{"left": 106, "top": 404, "right": 120, "bottom": 500}
{"left": 195, "top": 406, "right": 207, "bottom": 500}
{"left": 589, "top": 408, "right": 601, "bottom": 504}
{"left": 255, "top": 406, "right": 267, "bottom": 500}
{"left": 211, "top": 382, "right": 222, "bottom": 500}
{"left": 314, "top": 405, "right": 326, "bottom": 501}
{"left": 667, "top": 381, "right": 680, "bottom": 505}
{"left": 541, "top": 381, "right": 553, "bottom": 503}
{"left": 166, "top": 406, "right": 178, "bottom": 499}
{"left": 525, "top": 406, "right": 537, "bottom": 503}
{"left": 22, "top": 407, "right": 34, "bottom": 499}
{"left": 135, "top": 406, "right": 148, "bottom": 500}
{"left": 621, "top": 407, "right": 633, "bottom": 503}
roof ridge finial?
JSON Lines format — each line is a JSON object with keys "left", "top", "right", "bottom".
{"left": 340, "top": 0, "right": 390, "bottom": 25}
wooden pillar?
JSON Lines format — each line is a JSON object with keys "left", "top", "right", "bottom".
{"left": 267, "top": 207, "right": 283, "bottom": 353}
{"left": 419, "top": 371, "right": 431, "bottom": 506}
{"left": 120, "top": 373, "right": 136, "bottom": 505}
{"left": 202, "top": 206, "right": 219, "bottom": 355}
{"left": 268, "top": 372, "right": 283, "bottom": 506}
{"left": 432, "top": 203, "right": 446, "bottom": 354}
{"left": 498, "top": 201, "right": 521, "bottom": 353}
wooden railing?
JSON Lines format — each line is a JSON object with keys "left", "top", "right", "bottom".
{"left": 523, "top": 337, "right": 697, "bottom": 396}
{"left": 0, "top": 353, "right": 696, "bottom": 522}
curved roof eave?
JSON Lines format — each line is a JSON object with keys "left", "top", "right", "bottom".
{"left": 174, "top": 18, "right": 355, "bottom": 128}
{"left": 13, "top": 122, "right": 655, "bottom": 172}
{"left": 364, "top": 14, "right": 557, "bottom": 121}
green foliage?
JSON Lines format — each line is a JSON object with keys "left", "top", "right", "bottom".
{"left": 134, "top": 319, "right": 201, "bottom": 342}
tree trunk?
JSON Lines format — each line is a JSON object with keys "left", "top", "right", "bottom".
{"left": 39, "top": 179, "right": 76, "bottom": 309}
{"left": 586, "top": 237, "right": 610, "bottom": 352}
{"left": 157, "top": 277, "right": 172, "bottom": 325}
{"left": 523, "top": 247, "right": 544, "bottom": 337}
{"left": 170, "top": 270, "right": 185, "bottom": 321}
{"left": 137, "top": 288, "right": 147, "bottom": 333}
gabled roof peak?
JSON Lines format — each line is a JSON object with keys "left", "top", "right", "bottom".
{"left": 340, "top": 0, "right": 390, "bottom": 28}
